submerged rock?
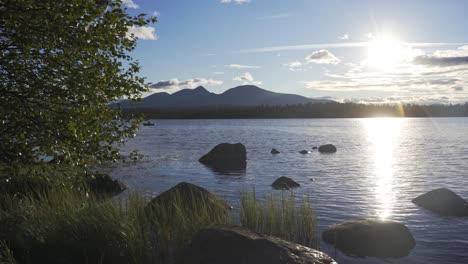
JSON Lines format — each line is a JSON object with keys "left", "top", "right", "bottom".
{"left": 89, "top": 173, "right": 127, "bottom": 196}
{"left": 199, "top": 143, "right": 247, "bottom": 172}
{"left": 272, "top": 176, "right": 300, "bottom": 190}
{"left": 299, "top": 150, "right": 309, "bottom": 154}
{"left": 271, "top": 148, "right": 280, "bottom": 154}
{"left": 146, "top": 182, "right": 230, "bottom": 212}
{"left": 322, "top": 219, "right": 415, "bottom": 258}
{"left": 180, "top": 225, "right": 336, "bottom": 264}
{"left": 318, "top": 144, "right": 337, "bottom": 153}
{"left": 412, "top": 188, "right": 468, "bottom": 216}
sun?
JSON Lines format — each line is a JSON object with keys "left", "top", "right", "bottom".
{"left": 366, "top": 35, "right": 405, "bottom": 70}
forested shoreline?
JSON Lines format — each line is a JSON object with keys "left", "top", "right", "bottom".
{"left": 124, "top": 102, "right": 468, "bottom": 119}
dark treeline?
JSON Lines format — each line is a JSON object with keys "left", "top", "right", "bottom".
{"left": 125, "top": 102, "right": 468, "bottom": 119}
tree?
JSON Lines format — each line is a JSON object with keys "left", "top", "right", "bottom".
{"left": 0, "top": 0, "right": 155, "bottom": 173}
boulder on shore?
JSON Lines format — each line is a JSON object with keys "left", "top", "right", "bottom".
{"left": 318, "top": 144, "right": 337, "bottom": 153}
{"left": 272, "top": 176, "right": 300, "bottom": 190}
{"left": 199, "top": 143, "right": 247, "bottom": 172}
{"left": 271, "top": 148, "right": 280, "bottom": 154}
{"left": 89, "top": 173, "right": 127, "bottom": 197}
{"left": 412, "top": 188, "right": 468, "bottom": 216}
{"left": 145, "top": 182, "right": 230, "bottom": 212}
{"left": 299, "top": 150, "right": 309, "bottom": 154}
{"left": 322, "top": 219, "right": 415, "bottom": 258}
{"left": 179, "top": 225, "right": 336, "bottom": 264}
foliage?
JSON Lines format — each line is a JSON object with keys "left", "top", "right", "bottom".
{"left": 0, "top": 0, "right": 155, "bottom": 173}
{"left": 240, "top": 190, "right": 318, "bottom": 249}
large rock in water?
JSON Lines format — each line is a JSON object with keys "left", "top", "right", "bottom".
{"left": 322, "top": 219, "right": 415, "bottom": 258}
{"left": 89, "top": 174, "right": 127, "bottom": 197}
{"left": 271, "top": 148, "right": 280, "bottom": 154}
{"left": 199, "top": 143, "right": 247, "bottom": 172}
{"left": 145, "top": 182, "right": 230, "bottom": 212}
{"left": 179, "top": 225, "right": 336, "bottom": 264}
{"left": 412, "top": 188, "right": 468, "bottom": 216}
{"left": 272, "top": 176, "right": 300, "bottom": 190}
{"left": 318, "top": 144, "right": 337, "bottom": 153}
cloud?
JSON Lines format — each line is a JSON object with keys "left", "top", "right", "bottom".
{"left": 233, "top": 72, "right": 262, "bottom": 85}
{"left": 122, "top": 0, "right": 139, "bottom": 9}
{"left": 338, "top": 34, "right": 350, "bottom": 40}
{"left": 213, "top": 71, "right": 225, "bottom": 75}
{"left": 413, "top": 55, "right": 468, "bottom": 67}
{"left": 453, "top": 86, "right": 464, "bottom": 91}
{"left": 235, "top": 42, "right": 467, "bottom": 54}
{"left": 284, "top": 61, "right": 306, "bottom": 71}
{"left": 221, "top": 0, "right": 250, "bottom": 4}
{"left": 225, "top": 64, "right": 261, "bottom": 69}
{"left": 257, "top": 13, "right": 292, "bottom": 20}
{"left": 149, "top": 78, "right": 223, "bottom": 93}
{"left": 305, "top": 50, "right": 341, "bottom": 64}
{"left": 127, "top": 26, "right": 157, "bottom": 40}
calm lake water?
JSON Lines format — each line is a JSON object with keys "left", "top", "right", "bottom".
{"left": 111, "top": 118, "right": 468, "bottom": 264}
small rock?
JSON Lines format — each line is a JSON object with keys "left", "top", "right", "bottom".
{"left": 272, "top": 176, "right": 300, "bottom": 190}
{"left": 322, "top": 219, "right": 415, "bottom": 258}
{"left": 318, "top": 144, "right": 337, "bottom": 153}
{"left": 89, "top": 174, "right": 127, "bottom": 197}
{"left": 312, "top": 146, "right": 318, "bottom": 150}
{"left": 271, "top": 148, "right": 280, "bottom": 154}
{"left": 299, "top": 150, "right": 309, "bottom": 154}
{"left": 412, "top": 188, "right": 468, "bottom": 216}
{"left": 180, "top": 225, "right": 337, "bottom": 264}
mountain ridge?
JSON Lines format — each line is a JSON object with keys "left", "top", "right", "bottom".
{"left": 119, "top": 85, "right": 331, "bottom": 109}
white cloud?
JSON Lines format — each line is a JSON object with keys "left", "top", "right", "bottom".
{"left": 221, "top": 0, "right": 250, "bottom": 4}
{"left": 305, "top": 50, "right": 341, "bottom": 64}
{"left": 233, "top": 72, "right": 262, "bottom": 85}
{"left": 126, "top": 26, "right": 157, "bottom": 40}
{"left": 122, "top": 0, "right": 139, "bottom": 9}
{"left": 257, "top": 13, "right": 292, "bottom": 20}
{"left": 213, "top": 72, "right": 225, "bottom": 75}
{"left": 225, "top": 64, "right": 261, "bottom": 69}
{"left": 284, "top": 61, "right": 306, "bottom": 71}
{"left": 149, "top": 78, "right": 223, "bottom": 93}
{"left": 153, "top": 11, "right": 160, "bottom": 17}
{"left": 338, "top": 34, "right": 350, "bottom": 40}
{"left": 235, "top": 42, "right": 467, "bottom": 54}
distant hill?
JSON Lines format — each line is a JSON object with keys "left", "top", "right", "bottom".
{"left": 119, "top": 85, "right": 331, "bottom": 109}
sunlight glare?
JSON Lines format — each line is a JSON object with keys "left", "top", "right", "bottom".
{"left": 364, "top": 118, "right": 404, "bottom": 219}
{"left": 366, "top": 35, "right": 406, "bottom": 70}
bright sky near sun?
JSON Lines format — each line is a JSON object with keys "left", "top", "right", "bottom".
{"left": 124, "top": 0, "right": 468, "bottom": 104}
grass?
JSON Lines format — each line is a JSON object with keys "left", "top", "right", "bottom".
{"left": 240, "top": 190, "right": 318, "bottom": 249}
{"left": 0, "top": 186, "right": 317, "bottom": 264}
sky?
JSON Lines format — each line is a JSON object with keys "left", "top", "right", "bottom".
{"left": 123, "top": 0, "right": 468, "bottom": 104}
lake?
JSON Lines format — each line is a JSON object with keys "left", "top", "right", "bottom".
{"left": 111, "top": 118, "right": 468, "bottom": 264}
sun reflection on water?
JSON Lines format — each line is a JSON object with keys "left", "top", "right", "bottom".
{"left": 364, "top": 118, "right": 405, "bottom": 219}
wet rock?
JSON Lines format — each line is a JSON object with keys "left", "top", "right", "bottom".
{"left": 272, "top": 176, "right": 300, "bottom": 190}
{"left": 271, "top": 148, "right": 280, "bottom": 154}
{"left": 312, "top": 146, "right": 318, "bottom": 150}
{"left": 180, "top": 225, "right": 336, "bottom": 264}
{"left": 299, "top": 150, "right": 309, "bottom": 154}
{"left": 322, "top": 219, "right": 415, "bottom": 258}
{"left": 146, "top": 182, "right": 230, "bottom": 212}
{"left": 89, "top": 174, "right": 127, "bottom": 196}
{"left": 318, "top": 144, "right": 337, "bottom": 153}
{"left": 412, "top": 188, "right": 468, "bottom": 216}
{"left": 199, "top": 143, "right": 247, "bottom": 172}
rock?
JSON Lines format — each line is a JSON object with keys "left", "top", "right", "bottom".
{"left": 318, "top": 144, "right": 337, "bottom": 153}
{"left": 412, "top": 188, "right": 468, "bottom": 216}
{"left": 271, "top": 148, "right": 280, "bottom": 154}
{"left": 272, "top": 176, "right": 300, "bottom": 190}
{"left": 199, "top": 143, "right": 247, "bottom": 172}
{"left": 179, "top": 225, "right": 336, "bottom": 264}
{"left": 89, "top": 173, "right": 127, "bottom": 196}
{"left": 299, "top": 150, "right": 309, "bottom": 154}
{"left": 312, "top": 146, "right": 318, "bottom": 150}
{"left": 322, "top": 219, "right": 415, "bottom": 258}
{"left": 146, "top": 182, "right": 230, "bottom": 212}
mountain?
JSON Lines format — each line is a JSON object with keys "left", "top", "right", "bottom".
{"left": 119, "top": 85, "right": 331, "bottom": 109}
